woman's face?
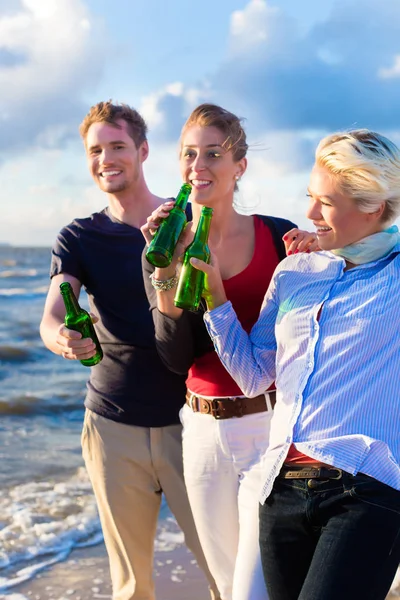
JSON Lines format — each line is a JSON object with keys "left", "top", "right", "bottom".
{"left": 306, "top": 164, "right": 384, "bottom": 250}
{"left": 180, "top": 124, "right": 246, "bottom": 206}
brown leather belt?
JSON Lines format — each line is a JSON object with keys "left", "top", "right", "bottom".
{"left": 279, "top": 465, "right": 343, "bottom": 480}
{"left": 185, "top": 390, "right": 276, "bottom": 420}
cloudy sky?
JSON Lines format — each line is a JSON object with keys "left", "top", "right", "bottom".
{"left": 1, "top": 0, "right": 400, "bottom": 246}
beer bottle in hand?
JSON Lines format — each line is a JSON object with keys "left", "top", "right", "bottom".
{"left": 59, "top": 282, "right": 103, "bottom": 367}
{"left": 174, "top": 206, "right": 213, "bottom": 311}
{"left": 145, "top": 183, "right": 192, "bottom": 268}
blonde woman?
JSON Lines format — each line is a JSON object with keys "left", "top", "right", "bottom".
{"left": 197, "top": 129, "right": 400, "bottom": 600}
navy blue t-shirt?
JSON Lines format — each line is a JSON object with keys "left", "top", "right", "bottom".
{"left": 50, "top": 207, "right": 187, "bottom": 427}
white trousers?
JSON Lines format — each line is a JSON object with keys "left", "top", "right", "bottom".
{"left": 180, "top": 401, "right": 273, "bottom": 600}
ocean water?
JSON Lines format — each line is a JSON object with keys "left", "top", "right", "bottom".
{"left": 0, "top": 247, "right": 177, "bottom": 594}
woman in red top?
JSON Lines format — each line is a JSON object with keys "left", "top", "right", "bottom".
{"left": 142, "top": 103, "right": 316, "bottom": 600}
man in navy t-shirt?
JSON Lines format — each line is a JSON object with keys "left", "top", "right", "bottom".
{"left": 40, "top": 101, "right": 219, "bottom": 600}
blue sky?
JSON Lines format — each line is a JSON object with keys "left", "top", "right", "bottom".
{"left": 1, "top": 0, "right": 400, "bottom": 246}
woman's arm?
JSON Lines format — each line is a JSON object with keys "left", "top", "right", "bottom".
{"left": 193, "top": 254, "right": 280, "bottom": 397}
{"left": 141, "top": 201, "right": 200, "bottom": 374}
{"left": 142, "top": 247, "right": 196, "bottom": 375}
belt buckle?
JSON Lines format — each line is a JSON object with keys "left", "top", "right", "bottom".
{"left": 211, "top": 398, "right": 221, "bottom": 419}
{"left": 328, "top": 468, "right": 343, "bottom": 480}
{"left": 189, "top": 394, "right": 198, "bottom": 412}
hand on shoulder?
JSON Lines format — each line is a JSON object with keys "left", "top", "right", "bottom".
{"left": 283, "top": 228, "right": 320, "bottom": 256}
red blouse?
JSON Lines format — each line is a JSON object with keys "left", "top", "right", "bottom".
{"left": 187, "top": 216, "right": 278, "bottom": 396}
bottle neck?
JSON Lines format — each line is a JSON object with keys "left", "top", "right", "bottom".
{"left": 174, "top": 184, "right": 191, "bottom": 210}
{"left": 60, "top": 285, "right": 81, "bottom": 316}
{"left": 193, "top": 209, "right": 213, "bottom": 243}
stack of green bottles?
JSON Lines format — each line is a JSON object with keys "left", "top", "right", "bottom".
{"left": 145, "top": 183, "right": 192, "bottom": 268}
{"left": 59, "top": 282, "right": 103, "bottom": 367}
{"left": 174, "top": 206, "right": 213, "bottom": 312}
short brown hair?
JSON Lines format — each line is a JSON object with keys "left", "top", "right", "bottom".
{"left": 181, "top": 103, "right": 248, "bottom": 162}
{"left": 79, "top": 101, "right": 148, "bottom": 148}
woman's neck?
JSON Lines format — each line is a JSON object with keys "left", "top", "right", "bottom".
{"left": 191, "top": 202, "right": 249, "bottom": 244}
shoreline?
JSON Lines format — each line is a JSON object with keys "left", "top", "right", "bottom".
{"left": 3, "top": 541, "right": 211, "bottom": 600}
{"left": 4, "top": 542, "right": 399, "bottom": 600}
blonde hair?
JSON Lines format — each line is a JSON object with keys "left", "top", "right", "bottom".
{"left": 79, "top": 101, "right": 147, "bottom": 148}
{"left": 315, "top": 129, "right": 400, "bottom": 225}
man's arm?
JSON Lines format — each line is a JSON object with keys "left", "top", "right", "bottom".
{"left": 40, "top": 273, "right": 97, "bottom": 361}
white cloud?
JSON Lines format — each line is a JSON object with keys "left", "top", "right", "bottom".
{"left": 140, "top": 81, "right": 210, "bottom": 141}
{"left": 379, "top": 55, "right": 400, "bottom": 79}
{"left": 140, "top": 82, "right": 185, "bottom": 130}
{"left": 229, "top": 0, "right": 295, "bottom": 57}
{"left": 0, "top": 184, "right": 105, "bottom": 247}
{"left": 212, "top": 0, "right": 400, "bottom": 133}
{"left": 0, "top": 0, "right": 106, "bottom": 156}
{"left": 145, "top": 141, "right": 182, "bottom": 196}
{"left": 137, "top": 0, "right": 400, "bottom": 172}
{"left": 0, "top": 0, "right": 98, "bottom": 97}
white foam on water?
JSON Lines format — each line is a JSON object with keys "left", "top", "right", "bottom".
{"left": 0, "top": 468, "right": 102, "bottom": 592}
{"left": 0, "top": 286, "right": 48, "bottom": 297}
{"left": 0, "top": 289, "right": 28, "bottom": 296}
{"left": 0, "top": 270, "right": 38, "bottom": 278}
{"left": 0, "top": 464, "right": 184, "bottom": 592}
{"left": 154, "top": 527, "right": 184, "bottom": 553}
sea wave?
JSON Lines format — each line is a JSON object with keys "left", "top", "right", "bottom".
{"left": 0, "top": 270, "right": 38, "bottom": 279}
{"left": 0, "top": 347, "right": 33, "bottom": 363}
{"left": 0, "top": 260, "right": 16, "bottom": 267}
{"left": 0, "top": 394, "right": 83, "bottom": 416}
{"left": 0, "top": 468, "right": 102, "bottom": 592}
{"left": 0, "top": 287, "right": 48, "bottom": 298}
{"left": 0, "top": 470, "right": 179, "bottom": 592}
{"left": 0, "top": 289, "right": 28, "bottom": 297}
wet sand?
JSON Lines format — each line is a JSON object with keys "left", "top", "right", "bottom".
{"left": 5, "top": 541, "right": 210, "bottom": 600}
{"left": 4, "top": 544, "right": 399, "bottom": 600}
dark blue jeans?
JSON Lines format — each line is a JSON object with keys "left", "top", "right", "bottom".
{"left": 259, "top": 471, "right": 400, "bottom": 600}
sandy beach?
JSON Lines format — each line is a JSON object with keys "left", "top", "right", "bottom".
{"left": 5, "top": 541, "right": 400, "bottom": 600}
{"left": 4, "top": 540, "right": 210, "bottom": 600}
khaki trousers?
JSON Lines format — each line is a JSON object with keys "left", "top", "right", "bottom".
{"left": 82, "top": 409, "right": 220, "bottom": 600}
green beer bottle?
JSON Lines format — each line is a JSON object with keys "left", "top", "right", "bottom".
{"left": 59, "top": 282, "right": 103, "bottom": 367}
{"left": 174, "top": 206, "right": 213, "bottom": 311}
{"left": 145, "top": 183, "right": 192, "bottom": 268}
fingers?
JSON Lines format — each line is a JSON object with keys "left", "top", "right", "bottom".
{"left": 190, "top": 255, "right": 227, "bottom": 310}
{"left": 58, "top": 324, "right": 82, "bottom": 340}
{"left": 306, "top": 238, "right": 321, "bottom": 252}
{"left": 58, "top": 339, "right": 97, "bottom": 361}
{"left": 173, "top": 221, "right": 194, "bottom": 267}
{"left": 141, "top": 201, "right": 175, "bottom": 244}
{"left": 61, "top": 347, "right": 97, "bottom": 361}
{"left": 57, "top": 324, "right": 96, "bottom": 361}
{"left": 189, "top": 257, "right": 212, "bottom": 274}
{"left": 283, "top": 228, "right": 320, "bottom": 255}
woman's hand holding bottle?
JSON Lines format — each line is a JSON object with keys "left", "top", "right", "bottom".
{"left": 190, "top": 253, "right": 227, "bottom": 311}
{"left": 141, "top": 201, "right": 193, "bottom": 279}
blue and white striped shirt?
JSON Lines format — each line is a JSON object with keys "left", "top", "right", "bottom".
{"left": 204, "top": 244, "right": 400, "bottom": 502}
